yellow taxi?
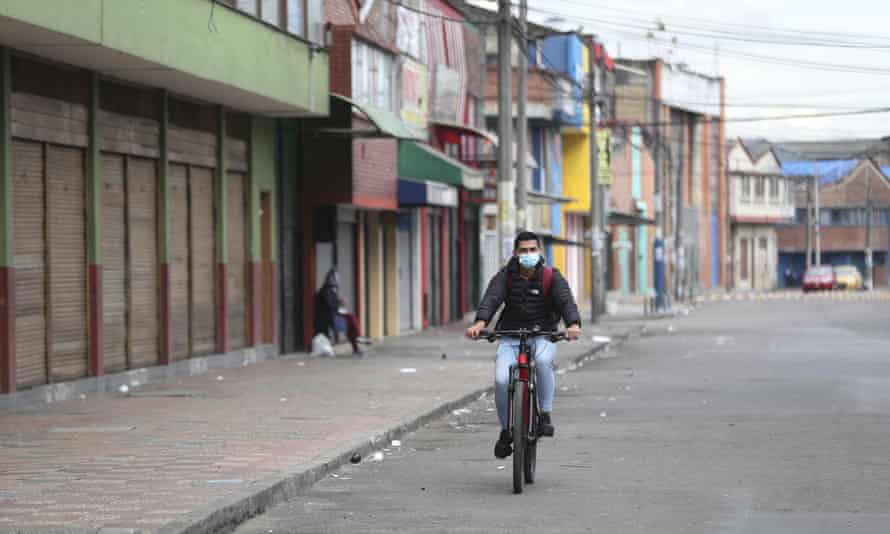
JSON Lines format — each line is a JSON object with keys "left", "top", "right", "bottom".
{"left": 833, "top": 265, "right": 863, "bottom": 290}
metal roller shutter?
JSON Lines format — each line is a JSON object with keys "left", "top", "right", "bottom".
{"left": 190, "top": 167, "right": 216, "bottom": 355}
{"left": 126, "top": 157, "right": 159, "bottom": 368}
{"left": 46, "top": 145, "right": 88, "bottom": 382}
{"left": 102, "top": 154, "right": 127, "bottom": 373}
{"left": 227, "top": 171, "right": 247, "bottom": 351}
{"left": 13, "top": 140, "right": 47, "bottom": 388}
{"left": 169, "top": 163, "right": 190, "bottom": 360}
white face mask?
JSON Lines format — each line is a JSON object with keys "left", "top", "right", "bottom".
{"left": 518, "top": 252, "right": 540, "bottom": 269}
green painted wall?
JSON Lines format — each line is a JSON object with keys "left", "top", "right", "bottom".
{"left": 0, "top": 49, "right": 10, "bottom": 267}
{"left": 251, "top": 117, "right": 277, "bottom": 262}
{"left": 0, "top": 0, "right": 329, "bottom": 115}
{"left": 102, "top": 0, "right": 328, "bottom": 115}
{"left": 0, "top": 0, "right": 102, "bottom": 44}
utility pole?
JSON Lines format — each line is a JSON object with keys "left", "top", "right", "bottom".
{"left": 805, "top": 177, "right": 813, "bottom": 269}
{"left": 496, "top": 0, "right": 515, "bottom": 262}
{"left": 814, "top": 172, "right": 821, "bottom": 266}
{"left": 587, "top": 35, "right": 601, "bottom": 323}
{"left": 674, "top": 119, "right": 685, "bottom": 302}
{"left": 865, "top": 167, "right": 874, "bottom": 290}
{"left": 515, "top": 0, "right": 528, "bottom": 231}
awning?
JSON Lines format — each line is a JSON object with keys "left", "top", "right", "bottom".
{"left": 398, "top": 178, "right": 459, "bottom": 208}
{"left": 398, "top": 140, "right": 484, "bottom": 191}
{"left": 608, "top": 211, "right": 656, "bottom": 226}
{"left": 322, "top": 94, "right": 426, "bottom": 141}
{"left": 544, "top": 236, "right": 588, "bottom": 247}
{"left": 430, "top": 119, "right": 498, "bottom": 145}
{"left": 528, "top": 190, "right": 576, "bottom": 204}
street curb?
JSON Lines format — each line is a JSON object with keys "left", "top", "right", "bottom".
{"left": 156, "top": 325, "right": 646, "bottom": 534}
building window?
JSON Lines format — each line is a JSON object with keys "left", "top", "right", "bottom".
{"left": 740, "top": 238, "right": 749, "bottom": 280}
{"left": 260, "top": 0, "right": 280, "bottom": 26}
{"left": 769, "top": 177, "right": 779, "bottom": 202}
{"left": 352, "top": 39, "right": 395, "bottom": 112}
{"left": 755, "top": 176, "right": 766, "bottom": 200}
{"left": 795, "top": 208, "right": 807, "bottom": 224}
{"left": 235, "top": 0, "right": 258, "bottom": 15}
{"left": 230, "top": 0, "right": 309, "bottom": 38}
{"left": 740, "top": 176, "right": 751, "bottom": 202}
{"left": 286, "top": 0, "right": 306, "bottom": 36}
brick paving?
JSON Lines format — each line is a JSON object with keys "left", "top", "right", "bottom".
{"left": 0, "top": 321, "right": 640, "bottom": 531}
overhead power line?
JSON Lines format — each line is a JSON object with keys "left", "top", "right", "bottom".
{"left": 519, "top": 0, "right": 890, "bottom": 48}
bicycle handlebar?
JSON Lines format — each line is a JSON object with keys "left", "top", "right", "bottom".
{"left": 477, "top": 329, "right": 568, "bottom": 343}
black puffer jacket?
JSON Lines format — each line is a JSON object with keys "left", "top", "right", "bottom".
{"left": 475, "top": 257, "right": 581, "bottom": 331}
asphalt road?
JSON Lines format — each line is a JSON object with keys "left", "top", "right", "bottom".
{"left": 234, "top": 299, "right": 890, "bottom": 534}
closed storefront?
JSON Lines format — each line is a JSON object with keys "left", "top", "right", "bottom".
{"left": 101, "top": 157, "right": 160, "bottom": 369}
{"left": 227, "top": 171, "right": 248, "bottom": 351}
{"left": 12, "top": 57, "right": 90, "bottom": 387}
{"left": 168, "top": 164, "right": 191, "bottom": 361}
{"left": 13, "top": 140, "right": 49, "bottom": 388}
{"left": 99, "top": 80, "right": 162, "bottom": 371}
{"left": 168, "top": 100, "right": 217, "bottom": 357}
{"left": 14, "top": 142, "right": 89, "bottom": 384}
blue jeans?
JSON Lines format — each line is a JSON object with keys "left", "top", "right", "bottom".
{"left": 495, "top": 337, "right": 556, "bottom": 430}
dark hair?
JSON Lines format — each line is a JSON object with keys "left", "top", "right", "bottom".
{"left": 514, "top": 231, "right": 541, "bottom": 251}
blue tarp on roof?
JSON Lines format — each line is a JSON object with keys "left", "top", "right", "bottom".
{"left": 881, "top": 166, "right": 890, "bottom": 178}
{"left": 781, "top": 159, "right": 858, "bottom": 185}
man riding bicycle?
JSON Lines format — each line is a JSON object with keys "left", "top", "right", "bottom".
{"left": 466, "top": 231, "right": 582, "bottom": 459}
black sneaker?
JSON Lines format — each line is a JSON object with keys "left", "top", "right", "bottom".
{"left": 494, "top": 430, "right": 512, "bottom": 458}
{"left": 539, "top": 412, "right": 554, "bottom": 437}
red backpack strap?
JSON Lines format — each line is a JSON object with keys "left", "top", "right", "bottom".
{"left": 542, "top": 266, "right": 553, "bottom": 299}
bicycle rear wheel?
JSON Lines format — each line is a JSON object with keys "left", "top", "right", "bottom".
{"left": 512, "top": 381, "right": 526, "bottom": 494}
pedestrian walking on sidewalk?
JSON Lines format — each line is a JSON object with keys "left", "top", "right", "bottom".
{"left": 466, "top": 231, "right": 582, "bottom": 459}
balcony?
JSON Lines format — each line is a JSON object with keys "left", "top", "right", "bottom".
{"left": 0, "top": 0, "right": 328, "bottom": 117}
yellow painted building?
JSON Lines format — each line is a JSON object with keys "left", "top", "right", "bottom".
{"left": 554, "top": 45, "right": 592, "bottom": 305}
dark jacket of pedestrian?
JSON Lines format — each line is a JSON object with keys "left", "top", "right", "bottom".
{"left": 314, "top": 269, "right": 340, "bottom": 337}
{"left": 475, "top": 257, "right": 581, "bottom": 332}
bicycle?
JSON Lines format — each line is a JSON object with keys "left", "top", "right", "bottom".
{"left": 478, "top": 328, "right": 567, "bottom": 494}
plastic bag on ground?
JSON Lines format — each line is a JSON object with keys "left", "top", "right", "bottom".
{"left": 311, "top": 333, "right": 335, "bottom": 357}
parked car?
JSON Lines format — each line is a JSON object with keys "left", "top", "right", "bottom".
{"left": 802, "top": 265, "right": 836, "bottom": 292}
{"left": 833, "top": 265, "right": 863, "bottom": 290}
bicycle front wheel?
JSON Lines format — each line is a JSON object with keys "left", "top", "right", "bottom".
{"left": 512, "top": 381, "right": 527, "bottom": 494}
{"left": 525, "top": 402, "right": 537, "bottom": 484}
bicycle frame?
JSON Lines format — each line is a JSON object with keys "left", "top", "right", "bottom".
{"left": 480, "top": 330, "right": 566, "bottom": 437}
{"left": 511, "top": 332, "right": 538, "bottom": 442}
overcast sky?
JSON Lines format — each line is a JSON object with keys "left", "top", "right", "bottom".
{"left": 504, "top": 0, "right": 890, "bottom": 141}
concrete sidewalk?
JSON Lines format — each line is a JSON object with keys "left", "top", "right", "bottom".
{"left": 0, "top": 320, "right": 646, "bottom": 533}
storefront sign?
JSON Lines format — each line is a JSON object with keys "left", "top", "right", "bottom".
{"left": 426, "top": 181, "right": 458, "bottom": 207}
{"left": 401, "top": 58, "right": 428, "bottom": 132}
{"left": 432, "top": 65, "right": 461, "bottom": 123}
